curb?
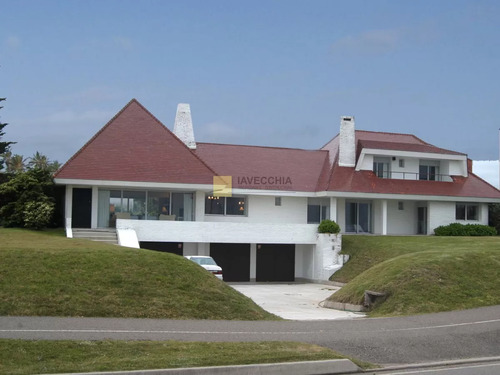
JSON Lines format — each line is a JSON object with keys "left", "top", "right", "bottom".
{"left": 363, "top": 356, "right": 500, "bottom": 373}
{"left": 50, "top": 359, "right": 360, "bottom": 375}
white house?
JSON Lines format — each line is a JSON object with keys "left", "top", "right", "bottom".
{"left": 54, "top": 99, "right": 500, "bottom": 282}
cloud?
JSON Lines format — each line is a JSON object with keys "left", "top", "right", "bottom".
{"left": 112, "top": 36, "right": 133, "bottom": 51}
{"left": 473, "top": 160, "right": 499, "bottom": 188}
{"left": 5, "top": 35, "right": 21, "bottom": 48}
{"left": 46, "top": 109, "right": 114, "bottom": 124}
{"left": 197, "top": 122, "right": 248, "bottom": 144}
{"left": 71, "top": 36, "right": 134, "bottom": 55}
{"left": 331, "top": 29, "right": 402, "bottom": 57}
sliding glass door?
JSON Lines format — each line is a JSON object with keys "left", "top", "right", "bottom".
{"left": 346, "top": 201, "right": 372, "bottom": 233}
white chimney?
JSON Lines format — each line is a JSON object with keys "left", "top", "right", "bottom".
{"left": 338, "top": 116, "right": 356, "bottom": 167}
{"left": 173, "top": 103, "right": 196, "bottom": 149}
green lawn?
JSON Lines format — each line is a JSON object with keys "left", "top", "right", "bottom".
{"left": 0, "top": 339, "right": 375, "bottom": 375}
{"left": 328, "top": 235, "right": 500, "bottom": 316}
{"left": 0, "top": 228, "right": 277, "bottom": 320}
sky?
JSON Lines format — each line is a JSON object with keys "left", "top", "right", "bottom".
{"left": 1, "top": 0, "right": 499, "bottom": 187}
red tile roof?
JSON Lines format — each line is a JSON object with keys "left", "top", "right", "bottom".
{"left": 358, "top": 140, "right": 464, "bottom": 156}
{"left": 55, "top": 99, "right": 216, "bottom": 184}
{"left": 195, "top": 143, "right": 328, "bottom": 192}
{"left": 326, "top": 165, "right": 500, "bottom": 198}
{"left": 55, "top": 100, "right": 500, "bottom": 200}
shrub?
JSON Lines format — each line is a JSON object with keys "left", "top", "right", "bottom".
{"left": 318, "top": 219, "right": 341, "bottom": 234}
{"left": 23, "top": 201, "right": 55, "bottom": 230}
{"left": 434, "top": 223, "right": 497, "bottom": 236}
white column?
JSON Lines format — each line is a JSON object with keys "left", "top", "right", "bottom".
{"left": 329, "top": 197, "right": 337, "bottom": 222}
{"left": 64, "top": 185, "right": 73, "bottom": 237}
{"left": 381, "top": 200, "right": 388, "bottom": 235}
{"left": 195, "top": 191, "right": 205, "bottom": 222}
{"left": 91, "top": 186, "right": 98, "bottom": 229}
{"left": 65, "top": 185, "right": 73, "bottom": 225}
{"left": 250, "top": 244, "right": 257, "bottom": 281}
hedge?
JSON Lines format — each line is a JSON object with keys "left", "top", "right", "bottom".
{"left": 434, "top": 223, "right": 497, "bottom": 236}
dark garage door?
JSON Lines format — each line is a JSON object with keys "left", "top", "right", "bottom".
{"left": 210, "top": 243, "right": 250, "bottom": 282}
{"left": 256, "top": 244, "right": 295, "bottom": 282}
{"left": 140, "top": 242, "right": 183, "bottom": 256}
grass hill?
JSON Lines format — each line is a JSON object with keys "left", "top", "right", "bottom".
{"left": 0, "top": 228, "right": 277, "bottom": 320}
{"left": 329, "top": 235, "right": 500, "bottom": 316}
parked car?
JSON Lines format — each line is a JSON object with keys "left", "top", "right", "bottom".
{"left": 184, "top": 255, "right": 223, "bottom": 280}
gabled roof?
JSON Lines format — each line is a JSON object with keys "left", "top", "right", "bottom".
{"left": 357, "top": 140, "right": 464, "bottom": 156}
{"left": 195, "top": 143, "right": 328, "bottom": 192}
{"left": 55, "top": 99, "right": 216, "bottom": 184}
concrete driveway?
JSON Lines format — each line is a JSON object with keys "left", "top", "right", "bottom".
{"left": 229, "top": 283, "right": 365, "bottom": 320}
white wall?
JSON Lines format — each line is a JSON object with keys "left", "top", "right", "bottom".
{"left": 118, "top": 220, "right": 318, "bottom": 244}
{"left": 428, "top": 201, "right": 488, "bottom": 234}
{"left": 387, "top": 200, "right": 417, "bottom": 235}
{"left": 204, "top": 195, "right": 308, "bottom": 224}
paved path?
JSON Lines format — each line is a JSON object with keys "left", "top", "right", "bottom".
{"left": 1, "top": 305, "right": 499, "bottom": 365}
{"left": 229, "top": 283, "right": 363, "bottom": 320}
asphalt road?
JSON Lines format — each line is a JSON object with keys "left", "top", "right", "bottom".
{"left": 1, "top": 305, "right": 499, "bottom": 366}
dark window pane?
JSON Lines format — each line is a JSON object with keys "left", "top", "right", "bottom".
{"left": 307, "top": 204, "right": 320, "bottom": 224}
{"left": 226, "top": 197, "right": 246, "bottom": 215}
{"left": 467, "top": 205, "right": 478, "bottom": 220}
{"left": 456, "top": 204, "right": 466, "bottom": 220}
{"left": 205, "top": 196, "right": 224, "bottom": 215}
{"left": 419, "top": 165, "right": 428, "bottom": 180}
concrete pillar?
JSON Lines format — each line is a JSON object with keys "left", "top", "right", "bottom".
{"left": 250, "top": 244, "right": 257, "bottom": 281}
{"left": 330, "top": 197, "right": 337, "bottom": 222}
{"left": 91, "top": 186, "right": 98, "bottom": 229}
{"left": 65, "top": 185, "right": 73, "bottom": 225}
{"left": 195, "top": 191, "right": 205, "bottom": 222}
{"left": 381, "top": 200, "right": 388, "bottom": 235}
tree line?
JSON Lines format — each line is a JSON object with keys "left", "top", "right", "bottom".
{"left": 0, "top": 98, "right": 60, "bottom": 229}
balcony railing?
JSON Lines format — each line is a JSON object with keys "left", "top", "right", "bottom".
{"left": 374, "top": 171, "right": 453, "bottom": 182}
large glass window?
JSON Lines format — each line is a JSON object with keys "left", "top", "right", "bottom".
{"left": 205, "top": 195, "right": 246, "bottom": 216}
{"left": 99, "top": 189, "right": 194, "bottom": 227}
{"left": 147, "top": 191, "right": 170, "bottom": 219}
{"left": 307, "top": 198, "right": 330, "bottom": 224}
{"left": 346, "top": 201, "right": 372, "bottom": 233}
{"left": 456, "top": 203, "right": 478, "bottom": 221}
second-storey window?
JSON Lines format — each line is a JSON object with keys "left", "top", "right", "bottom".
{"left": 205, "top": 195, "right": 247, "bottom": 216}
{"left": 373, "top": 157, "right": 391, "bottom": 178}
{"left": 419, "top": 161, "right": 440, "bottom": 181}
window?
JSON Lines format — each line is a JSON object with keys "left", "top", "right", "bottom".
{"left": 307, "top": 198, "right": 330, "bottom": 224}
{"left": 99, "top": 189, "right": 194, "bottom": 227}
{"left": 275, "top": 197, "right": 282, "bottom": 206}
{"left": 373, "top": 157, "right": 391, "bottom": 178}
{"left": 398, "top": 202, "right": 404, "bottom": 210}
{"left": 456, "top": 203, "right": 478, "bottom": 220}
{"left": 205, "top": 195, "right": 246, "bottom": 216}
{"left": 346, "top": 201, "right": 372, "bottom": 233}
{"left": 419, "top": 161, "right": 440, "bottom": 181}
{"left": 399, "top": 159, "right": 405, "bottom": 168}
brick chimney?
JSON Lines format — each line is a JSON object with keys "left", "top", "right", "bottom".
{"left": 173, "top": 103, "right": 196, "bottom": 149}
{"left": 338, "top": 116, "right": 356, "bottom": 167}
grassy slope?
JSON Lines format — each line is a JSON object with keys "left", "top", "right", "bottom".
{"left": 0, "top": 228, "right": 277, "bottom": 320}
{"left": 329, "top": 235, "right": 500, "bottom": 316}
{"left": 0, "top": 339, "right": 377, "bottom": 375}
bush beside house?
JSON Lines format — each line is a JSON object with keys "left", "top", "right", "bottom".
{"left": 434, "top": 222, "right": 497, "bottom": 236}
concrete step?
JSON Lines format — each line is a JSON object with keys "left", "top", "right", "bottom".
{"left": 72, "top": 229, "right": 118, "bottom": 244}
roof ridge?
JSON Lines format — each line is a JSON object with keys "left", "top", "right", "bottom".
{"left": 197, "top": 141, "right": 326, "bottom": 153}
